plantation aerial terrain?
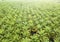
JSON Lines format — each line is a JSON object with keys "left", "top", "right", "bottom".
{"left": 0, "top": 0, "right": 60, "bottom": 42}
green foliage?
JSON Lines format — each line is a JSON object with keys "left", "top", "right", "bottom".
{"left": 0, "top": 1, "right": 60, "bottom": 42}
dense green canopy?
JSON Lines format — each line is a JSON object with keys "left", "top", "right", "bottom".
{"left": 0, "top": 1, "right": 60, "bottom": 42}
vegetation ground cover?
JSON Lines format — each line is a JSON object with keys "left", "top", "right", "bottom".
{"left": 0, "top": 1, "right": 60, "bottom": 42}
